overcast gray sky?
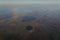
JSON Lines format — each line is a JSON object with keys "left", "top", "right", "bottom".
{"left": 0, "top": 0, "right": 60, "bottom": 4}
{"left": 0, "top": 0, "right": 60, "bottom": 2}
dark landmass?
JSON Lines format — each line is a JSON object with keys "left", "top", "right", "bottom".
{"left": 0, "top": 4, "right": 60, "bottom": 40}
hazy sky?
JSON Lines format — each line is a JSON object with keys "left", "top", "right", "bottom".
{"left": 0, "top": 0, "right": 60, "bottom": 4}
{"left": 0, "top": 0, "right": 60, "bottom": 2}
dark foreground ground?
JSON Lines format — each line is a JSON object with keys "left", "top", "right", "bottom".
{"left": 0, "top": 4, "right": 60, "bottom": 40}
